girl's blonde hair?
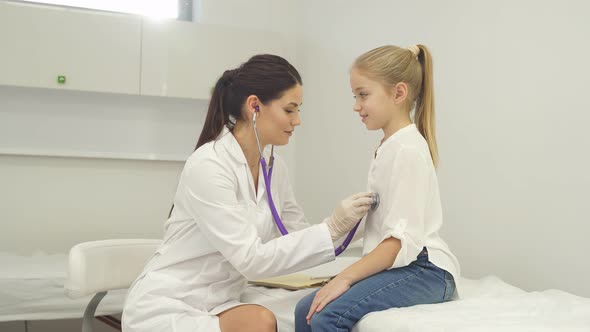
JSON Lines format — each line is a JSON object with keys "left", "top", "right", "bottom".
{"left": 353, "top": 44, "right": 438, "bottom": 167}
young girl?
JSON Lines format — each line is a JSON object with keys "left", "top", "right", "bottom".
{"left": 294, "top": 45, "right": 460, "bottom": 331}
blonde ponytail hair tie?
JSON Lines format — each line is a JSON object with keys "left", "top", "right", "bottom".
{"left": 407, "top": 45, "right": 420, "bottom": 57}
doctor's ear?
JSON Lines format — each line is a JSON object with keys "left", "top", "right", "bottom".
{"left": 245, "top": 95, "right": 262, "bottom": 115}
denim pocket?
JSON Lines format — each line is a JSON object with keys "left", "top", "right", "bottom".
{"left": 442, "top": 271, "right": 456, "bottom": 301}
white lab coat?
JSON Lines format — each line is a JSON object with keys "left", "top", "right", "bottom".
{"left": 363, "top": 124, "right": 461, "bottom": 289}
{"left": 122, "top": 127, "right": 335, "bottom": 332}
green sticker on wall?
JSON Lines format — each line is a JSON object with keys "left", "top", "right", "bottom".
{"left": 57, "top": 75, "right": 66, "bottom": 84}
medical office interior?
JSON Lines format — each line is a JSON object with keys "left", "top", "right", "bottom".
{"left": 1, "top": 0, "right": 589, "bottom": 331}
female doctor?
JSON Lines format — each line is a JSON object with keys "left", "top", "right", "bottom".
{"left": 122, "top": 54, "right": 374, "bottom": 332}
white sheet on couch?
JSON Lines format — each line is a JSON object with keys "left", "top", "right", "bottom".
{"left": 3, "top": 253, "right": 589, "bottom": 332}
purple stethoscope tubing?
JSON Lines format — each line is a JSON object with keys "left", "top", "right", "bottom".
{"left": 253, "top": 111, "right": 369, "bottom": 256}
{"left": 260, "top": 155, "right": 363, "bottom": 256}
{"left": 260, "top": 155, "right": 361, "bottom": 256}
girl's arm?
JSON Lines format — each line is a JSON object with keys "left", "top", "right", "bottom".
{"left": 304, "top": 237, "right": 401, "bottom": 322}
{"left": 334, "top": 236, "right": 401, "bottom": 285}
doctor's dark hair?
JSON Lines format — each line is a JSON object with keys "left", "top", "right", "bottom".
{"left": 353, "top": 45, "right": 438, "bottom": 167}
{"left": 195, "top": 54, "right": 302, "bottom": 150}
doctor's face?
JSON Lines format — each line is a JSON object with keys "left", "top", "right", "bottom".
{"left": 350, "top": 68, "right": 395, "bottom": 131}
{"left": 257, "top": 84, "right": 303, "bottom": 146}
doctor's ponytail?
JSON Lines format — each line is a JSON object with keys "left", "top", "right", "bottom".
{"left": 195, "top": 69, "right": 238, "bottom": 150}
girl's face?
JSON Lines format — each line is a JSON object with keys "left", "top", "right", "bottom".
{"left": 350, "top": 68, "right": 396, "bottom": 131}
{"left": 257, "top": 84, "right": 302, "bottom": 146}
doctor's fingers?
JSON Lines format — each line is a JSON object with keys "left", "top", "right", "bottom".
{"left": 354, "top": 205, "right": 370, "bottom": 215}
{"left": 349, "top": 192, "right": 373, "bottom": 200}
{"left": 352, "top": 206, "right": 370, "bottom": 218}
{"left": 351, "top": 196, "right": 374, "bottom": 208}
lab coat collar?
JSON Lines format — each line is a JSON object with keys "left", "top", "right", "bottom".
{"left": 217, "top": 126, "right": 268, "bottom": 202}
{"left": 218, "top": 126, "right": 273, "bottom": 164}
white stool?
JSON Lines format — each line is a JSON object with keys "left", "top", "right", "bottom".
{"left": 65, "top": 239, "right": 161, "bottom": 332}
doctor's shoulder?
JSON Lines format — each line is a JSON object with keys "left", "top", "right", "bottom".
{"left": 180, "top": 143, "right": 235, "bottom": 185}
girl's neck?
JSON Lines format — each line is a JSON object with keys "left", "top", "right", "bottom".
{"left": 381, "top": 115, "right": 412, "bottom": 144}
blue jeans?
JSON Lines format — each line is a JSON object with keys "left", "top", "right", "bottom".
{"left": 294, "top": 248, "right": 455, "bottom": 332}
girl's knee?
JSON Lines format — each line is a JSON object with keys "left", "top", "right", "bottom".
{"left": 309, "top": 310, "right": 330, "bottom": 330}
{"left": 309, "top": 307, "right": 354, "bottom": 331}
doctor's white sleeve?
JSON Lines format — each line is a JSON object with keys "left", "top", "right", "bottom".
{"left": 181, "top": 159, "right": 335, "bottom": 280}
{"left": 380, "top": 147, "right": 430, "bottom": 269}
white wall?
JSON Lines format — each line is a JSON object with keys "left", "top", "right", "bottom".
{"left": 295, "top": 0, "right": 590, "bottom": 297}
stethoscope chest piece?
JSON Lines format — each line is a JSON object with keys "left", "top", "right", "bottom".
{"left": 371, "top": 193, "right": 380, "bottom": 211}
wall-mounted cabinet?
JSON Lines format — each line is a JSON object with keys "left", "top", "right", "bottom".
{"left": 0, "top": 2, "right": 286, "bottom": 161}
{"left": 140, "top": 20, "right": 285, "bottom": 99}
{"left": 0, "top": 2, "right": 286, "bottom": 99}
{"left": 0, "top": 2, "right": 141, "bottom": 95}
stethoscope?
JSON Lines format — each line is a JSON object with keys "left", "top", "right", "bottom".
{"left": 252, "top": 108, "right": 380, "bottom": 256}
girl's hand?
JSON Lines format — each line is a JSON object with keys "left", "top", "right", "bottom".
{"left": 306, "top": 276, "right": 352, "bottom": 324}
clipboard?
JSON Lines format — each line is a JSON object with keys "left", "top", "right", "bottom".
{"left": 248, "top": 274, "right": 333, "bottom": 291}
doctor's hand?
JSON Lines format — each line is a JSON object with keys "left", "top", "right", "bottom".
{"left": 306, "top": 276, "right": 352, "bottom": 325}
{"left": 326, "top": 192, "right": 373, "bottom": 241}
